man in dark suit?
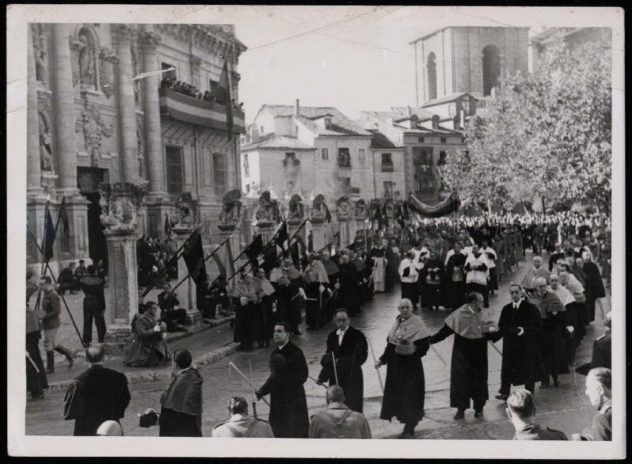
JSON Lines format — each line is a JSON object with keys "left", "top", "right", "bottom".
{"left": 256, "top": 322, "right": 309, "bottom": 438}
{"left": 317, "top": 308, "right": 368, "bottom": 413}
{"left": 64, "top": 345, "right": 131, "bottom": 436}
{"left": 489, "top": 284, "right": 544, "bottom": 400}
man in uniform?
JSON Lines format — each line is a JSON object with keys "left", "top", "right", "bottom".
{"left": 317, "top": 308, "right": 368, "bottom": 413}
{"left": 212, "top": 397, "right": 273, "bottom": 437}
{"left": 506, "top": 389, "right": 567, "bottom": 440}
{"left": 39, "top": 276, "right": 74, "bottom": 371}
{"left": 309, "top": 386, "right": 371, "bottom": 438}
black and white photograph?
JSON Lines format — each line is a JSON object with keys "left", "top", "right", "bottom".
{"left": 6, "top": 4, "right": 624, "bottom": 459}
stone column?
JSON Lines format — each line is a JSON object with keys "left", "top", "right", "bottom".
{"left": 172, "top": 225, "right": 201, "bottom": 327}
{"left": 99, "top": 183, "right": 144, "bottom": 354}
{"left": 50, "top": 24, "right": 78, "bottom": 195}
{"left": 27, "top": 27, "right": 42, "bottom": 197}
{"left": 139, "top": 27, "right": 166, "bottom": 198}
{"left": 112, "top": 25, "right": 139, "bottom": 184}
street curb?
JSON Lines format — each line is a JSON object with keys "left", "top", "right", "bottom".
{"left": 53, "top": 314, "right": 235, "bottom": 366}
{"left": 47, "top": 342, "right": 240, "bottom": 393}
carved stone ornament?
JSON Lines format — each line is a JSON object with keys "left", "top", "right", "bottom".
{"left": 255, "top": 191, "right": 281, "bottom": 224}
{"left": 99, "top": 182, "right": 146, "bottom": 233}
{"left": 76, "top": 103, "right": 114, "bottom": 165}
{"left": 336, "top": 195, "right": 354, "bottom": 221}
{"left": 288, "top": 194, "right": 305, "bottom": 222}
{"left": 174, "top": 192, "right": 197, "bottom": 227}
{"left": 98, "top": 48, "right": 118, "bottom": 99}
{"left": 218, "top": 189, "right": 242, "bottom": 228}
{"left": 31, "top": 24, "right": 49, "bottom": 84}
{"left": 139, "top": 31, "right": 161, "bottom": 51}
{"left": 354, "top": 199, "right": 368, "bottom": 220}
{"left": 37, "top": 91, "right": 54, "bottom": 172}
{"left": 70, "top": 28, "right": 98, "bottom": 90}
{"left": 310, "top": 194, "right": 330, "bottom": 223}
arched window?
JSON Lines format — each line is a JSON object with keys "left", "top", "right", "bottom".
{"left": 482, "top": 44, "right": 501, "bottom": 96}
{"left": 426, "top": 52, "right": 437, "bottom": 101}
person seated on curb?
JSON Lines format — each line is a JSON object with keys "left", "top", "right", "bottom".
{"left": 212, "top": 397, "right": 274, "bottom": 438}
{"left": 124, "top": 301, "right": 170, "bottom": 367}
{"left": 506, "top": 388, "right": 567, "bottom": 440}
{"left": 309, "top": 385, "right": 371, "bottom": 439}
{"left": 58, "top": 262, "right": 80, "bottom": 295}
{"left": 571, "top": 368, "right": 612, "bottom": 441}
{"left": 157, "top": 283, "right": 188, "bottom": 332}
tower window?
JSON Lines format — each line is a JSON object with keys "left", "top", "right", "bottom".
{"left": 427, "top": 52, "right": 437, "bottom": 101}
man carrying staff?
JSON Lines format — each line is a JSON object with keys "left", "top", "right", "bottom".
{"left": 256, "top": 322, "right": 309, "bottom": 438}
{"left": 430, "top": 292, "right": 494, "bottom": 419}
{"left": 488, "top": 284, "right": 544, "bottom": 401}
{"left": 375, "top": 298, "right": 430, "bottom": 438}
{"left": 317, "top": 308, "right": 368, "bottom": 413}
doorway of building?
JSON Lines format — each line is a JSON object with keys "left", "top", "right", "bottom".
{"left": 78, "top": 167, "right": 109, "bottom": 270}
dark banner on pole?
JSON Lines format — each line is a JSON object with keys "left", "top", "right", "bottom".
{"left": 182, "top": 230, "right": 208, "bottom": 286}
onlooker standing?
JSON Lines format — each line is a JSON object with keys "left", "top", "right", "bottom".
{"left": 26, "top": 269, "right": 47, "bottom": 400}
{"left": 38, "top": 276, "right": 73, "bottom": 372}
{"left": 80, "top": 265, "right": 107, "bottom": 346}
{"left": 309, "top": 386, "right": 372, "bottom": 438}
{"left": 506, "top": 389, "right": 567, "bottom": 440}
{"left": 64, "top": 345, "right": 131, "bottom": 436}
{"left": 572, "top": 368, "right": 612, "bottom": 441}
{"left": 158, "top": 349, "right": 203, "bottom": 437}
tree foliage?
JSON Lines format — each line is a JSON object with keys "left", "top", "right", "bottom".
{"left": 442, "top": 39, "right": 612, "bottom": 215}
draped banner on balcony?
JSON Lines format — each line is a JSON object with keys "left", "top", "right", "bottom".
{"left": 407, "top": 191, "right": 460, "bottom": 218}
{"left": 159, "top": 88, "right": 245, "bottom": 134}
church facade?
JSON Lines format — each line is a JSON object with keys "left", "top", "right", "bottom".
{"left": 27, "top": 23, "right": 246, "bottom": 272}
{"left": 411, "top": 26, "right": 529, "bottom": 105}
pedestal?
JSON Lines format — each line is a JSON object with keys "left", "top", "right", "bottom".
{"left": 173, "top": 225, "right": 200, "bottom": 327}
{"left": 256, "top": 221, "right": 277, "bottom": 244}
{"left": 144, "top": 198, "right": 173, "bottom": 240}
{"left": 338, "top": 219, "right": 352, "bottom": 250}
{"left": 310, "top": 218, "right": 327, "bottom": 253}
{"left": 103, "top": 229, "right": 140, "bottom": 354}
{"left": 288, "top": 219, "right": 307, "bottom": 244}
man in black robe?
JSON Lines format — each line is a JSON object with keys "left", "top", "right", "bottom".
{"left": 336, "top": 254, "right": 362, "bottom": 316}
{"left": 64, "top": 345, "right": 130, "bottom": 436}
{"left": 256, "top": 322, "right": 309, "bottom": 438}
{"left": 445, "top": 241, "right": 467, "bottom": 310}
{"left": 489, "top": 284, "right": 544, "bottom": 400}
{"left": 79, "top": 265, "right": 107, "bottom": 345}
{"left": 430, "top": 292, "right": 494, "bottom": 419}
{"left": 375, "top": 298, "right": 430, "bottom": 438}
{"left": 317, "top": 308, "right": 368, "bottom": 413}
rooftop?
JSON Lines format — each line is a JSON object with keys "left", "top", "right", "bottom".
{"left": 368, "top": 130, "right": 403, "bottom": 149}
{"left": 241, "top": 135, "right": 315, "bottom": 151}
{"left": 422, "top": 92, "right": 479, "bottom": 108}
{"left": 260, "top": 104, "right": 371, "bottom": 136}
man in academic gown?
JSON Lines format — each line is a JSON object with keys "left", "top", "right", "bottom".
{"left": 64, "top": 345, "right": 130, "bottom": 436}
{"left": 158, "top": 349, "right": 203, "bottom": 436}
{"left": 488, "top": 284, "right": 544, "bottom": 400}
{"left": 375, "top": 299, "right": 430, "bottom": 438}
{"left": 320, "top": 250, "right": 340, "bottom": 322}
{"left": 232, "top": 266, "right": 258, "bottom": 350}
{"left": 445, "top": 241, "right": 467, "bottom": 310}
{"left": 256, "top": 322, "right": 309, "bottom": 438}
{"left": 464, "top": 244, "right": 489, "bottom": 308}
{"left": 369, "top": 241, "right": 387, "bottom": 293}
{"left": 336, "top": 254, "right": 363, "bottom": 316}
{"left": 521, "top": 256, "right": 551, "bottom": 295}
{"left": 398, "top": 250, "right": 420, "bottom": 306}
{"left": 530, "top": 277, "right": 567, "bottom": 388}
{"left": 430, "top": 292, "right": 494, "bottom": 419}
{"left": 384, "top": 239, "right": 400, "bottom": 293}
{"left": 317, "top": 308, "right": 368, "bottom": 413}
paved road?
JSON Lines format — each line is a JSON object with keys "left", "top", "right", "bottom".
{"left": 25, "top": 252, "right": 608, "bottom": 439}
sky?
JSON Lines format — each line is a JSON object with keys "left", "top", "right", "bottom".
{"left": 216, "top": 5, "right": 618, "bottom": 124}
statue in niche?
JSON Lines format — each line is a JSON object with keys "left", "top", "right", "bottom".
{"left": 77, "top": 29, "right": 97, "bottom": 89}
{"left": 31, "top": 24, "right": 48, "bottom": 83}
{"left": 38, "top": 113, "right": 53, "bottom": 171}
{"left": 76, "top": 104, "right": 113, "bottom": 164}
{"left": 98, "top": 48, "right": 117, "bottom": 99}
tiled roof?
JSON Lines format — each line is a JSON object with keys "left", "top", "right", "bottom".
{"left": 262, "top": 104, "right": 371, "bottom": 136}
{"left": 241, "top": 135, "right": 315, "bottom": 151}
{"left": 368, "top": 130, "right": 403, "bottom": 149}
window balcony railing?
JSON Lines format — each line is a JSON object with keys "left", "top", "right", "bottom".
{"left": 382, "top": 162, "right": 394, "bottom": 172}
{"left": 159, "top": 80, "right": 245, "bottom": 134}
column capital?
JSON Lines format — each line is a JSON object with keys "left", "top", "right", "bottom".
{"left": 111, "top": 24, "right": 135, "bottom": 46}
{"left": 139, "top": 31, "right": 161, "bottom": 53}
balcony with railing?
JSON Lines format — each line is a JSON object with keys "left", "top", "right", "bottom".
{"left": 159, "top": 77, "right": 245, "bottom": 133}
